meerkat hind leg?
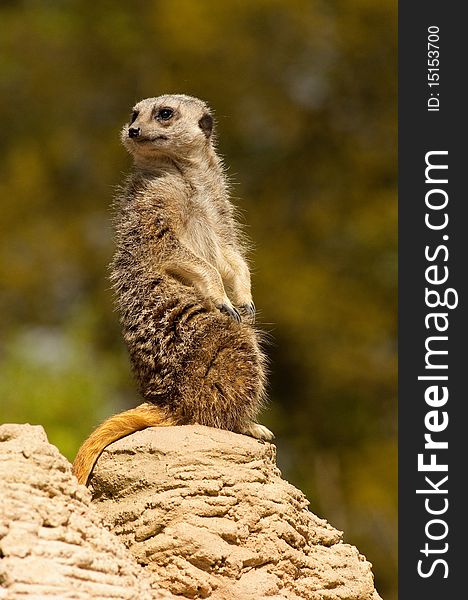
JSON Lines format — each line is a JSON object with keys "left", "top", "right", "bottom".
{"left": 239, "top": 421, "right": 275, "bottom": 441}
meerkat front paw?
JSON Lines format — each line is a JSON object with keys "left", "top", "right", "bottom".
{"left": 216, "top": 302, "right": 241, "bottom": 323}
{"left": 240, "top": 421, "right": 275, "bottom": 441}
{"left": 239, "top": 301, "right": 256, "bottom": 323}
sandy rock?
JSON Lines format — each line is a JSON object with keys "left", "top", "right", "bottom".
{"left": 89, "top": 425, "right": 382, "bottom": 600}
{"left": 0, "top": 423, "right": 174, "bottom": 600}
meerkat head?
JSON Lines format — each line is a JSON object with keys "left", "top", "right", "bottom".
{"left": 122, "top": 94, "right": 215, "bottom": 164}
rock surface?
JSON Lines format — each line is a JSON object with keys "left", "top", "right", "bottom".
{"left": 89, "top": 425, "right": 382, "bottom": 600}
{"left": 0, "top": 423, "right": 174, "bottom": 600}
{"left": 0, "top": 423, "right": 382, "bottom": 600}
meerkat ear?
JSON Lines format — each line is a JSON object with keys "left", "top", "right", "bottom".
{"left": 198, "top": 113, "right": 214, "bottom": 138}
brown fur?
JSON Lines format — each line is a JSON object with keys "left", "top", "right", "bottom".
{"left": 73, "top": 95, "right": 273, "bottom": 486}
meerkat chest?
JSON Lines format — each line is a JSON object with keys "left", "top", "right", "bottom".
{"left": 180, "top": 195, "right": 224, "bottom": 266}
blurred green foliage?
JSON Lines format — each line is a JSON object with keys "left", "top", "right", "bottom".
{"left": 0, "top": 0, "right": 396, "bottom": 597}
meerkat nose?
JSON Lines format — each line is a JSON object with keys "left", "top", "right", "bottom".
{"left": 128, "top": 127, "right": 140, "bottom": 138}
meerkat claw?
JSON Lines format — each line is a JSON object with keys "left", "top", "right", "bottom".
{"left": 240, "top": 422, "right": 275, "bottom": 441}
{"left": 239, "top": 302, "right": 256, "bottom": 322}
{"left": 217, "top": 303, "right": 241, "bottom": 322}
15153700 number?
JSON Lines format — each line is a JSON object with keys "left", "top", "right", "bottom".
{"left": 427, "top": 25, "right": 440, "bottom": 112}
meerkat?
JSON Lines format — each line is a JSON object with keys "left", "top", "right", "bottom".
{"left": 72, "top": 94, "right": 273, "bottom": 485}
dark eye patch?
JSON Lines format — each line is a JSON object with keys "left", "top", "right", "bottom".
{"left": 156, "top": 107, "right": 174, "bottom": 121}
{"left": 130, "top": 110, "right": 139, "bottom": 124}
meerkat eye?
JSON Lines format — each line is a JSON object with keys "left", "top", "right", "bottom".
{"left": 130, "top": 111, "right": 139, "bottom": 124}
{"left": 156, "top": 108, "right": 174, "bottom": 121}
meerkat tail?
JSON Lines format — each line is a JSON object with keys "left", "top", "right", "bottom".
{"left": 72, "top": 403, "right": 174, "bottom": 485}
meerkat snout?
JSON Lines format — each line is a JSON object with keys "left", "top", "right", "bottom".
{"left": 128, "top": 127, "right": 140, "bottom": 138}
